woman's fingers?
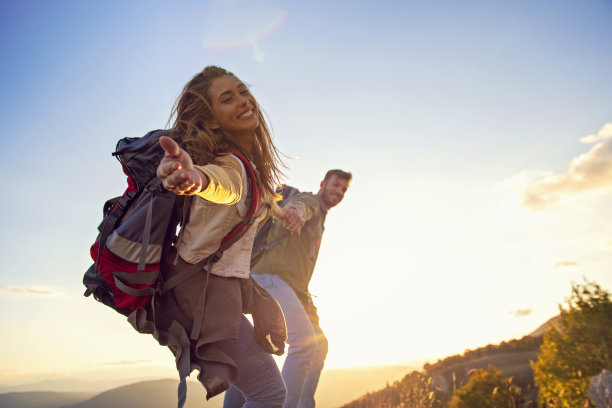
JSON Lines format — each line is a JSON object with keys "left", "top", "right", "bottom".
{"left": 157, "top": 137, "right": 200, "bottom": 195}
{"left": 157, "top": 160, "right": 181, "bottom": 179}
{"left": 159, "top": 135, "right": 180, "bottom": 157}
{"left": 163, "top": 169, "right": 202, "bottom": 195}
{"left": 283, "top": 207, "right": 305, "bottom": 235}
{"left": 157, "top": 136, "right": 194, "bottom": 178}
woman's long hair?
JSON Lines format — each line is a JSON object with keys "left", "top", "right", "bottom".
{"left": 169, "top": 66, "right": 286, "bottom": 198}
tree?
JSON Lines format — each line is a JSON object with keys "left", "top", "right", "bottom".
{"left": 449, "top": 365, "right": 524, "bottom": 408}
{"left": 532, "top": 280, "right": 612, "bottom": 408}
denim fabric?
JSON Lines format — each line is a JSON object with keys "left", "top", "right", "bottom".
{"left": 224, "top": 274, "right": 328, "bottom": 408}
{"left": 215, "top": 315, "right": 286, "bottom": 408}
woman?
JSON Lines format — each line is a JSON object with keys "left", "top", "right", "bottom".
{"left": 130, "top": 66, "right": 300, "bottom": 408}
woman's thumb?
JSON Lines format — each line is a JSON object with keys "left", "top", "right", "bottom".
{"left": 159, "top": 136, "right": 180, "bottom": 157}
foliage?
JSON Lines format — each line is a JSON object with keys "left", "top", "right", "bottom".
{"left": 340, "top": 370, "right": 444, "bottom": 408}
{"left": 449, "top": 365, "right": 524, "bottom": 408}
{"left": 341, "top": 334, "right": 543, "bottom": 408}
{"left": 532, "top": 280, "right": 612, "bottom": 408}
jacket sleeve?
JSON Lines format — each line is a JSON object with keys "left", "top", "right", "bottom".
{"left": 194, "top": 154, "right": 243, "bottom": 205}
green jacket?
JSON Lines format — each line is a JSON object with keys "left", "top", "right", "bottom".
{"left": 251, "top": 191, "right": 327, "bottom": 300}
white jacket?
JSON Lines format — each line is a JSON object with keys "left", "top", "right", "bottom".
{"left": 177, "top": 153, "right": 263, "bottom": 278}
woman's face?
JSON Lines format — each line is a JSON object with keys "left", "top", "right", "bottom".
{"left": 207, "top": 74, "right": 259, "bottom": 138}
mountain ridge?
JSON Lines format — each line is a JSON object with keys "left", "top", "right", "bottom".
{"left": 2, "top": 316, "right": 558, "bottom": 408}
{"left": 0, "top": 365, "right": 415, "bottom": 408}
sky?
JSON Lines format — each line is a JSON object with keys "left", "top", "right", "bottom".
{"left": 1, "top": 0, "right": 611, "bottom": 391}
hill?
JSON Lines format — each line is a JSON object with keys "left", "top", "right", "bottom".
{"left": 0, "top": 391, "right": 94, "bottom": 408}
{"left": 341, "top": 329, "right": 549, "bottom": 407}
{"left": 528, "top": 315, "right": 561, "bottom": 337}
{"left": 316, "top": 364, "right": 418, "bottom": 407}
{"left": 0, "top": 364, "right": 417, "bottom": 408}
{"left": 427, "top": 350, "right": 539, "bottom": 402}
{"left": 424, "top": 334, "right": 542, "bottom": 396}
{"left": 67, "top": 379, "right": 217, "bottom": 408}
{"left": 2, "top": 319, "right": 557, "bottom": 408}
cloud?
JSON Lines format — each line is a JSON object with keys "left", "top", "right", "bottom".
{"left": 510, "top": 307, "right": 533, "bottom": 317}
{"left": 580, "top": 123, "right": 612, "bottom": 144}
{"left": 522, "top": 123, "right": 612, "bottom": 210}
{"left": 580, "top": 134, "right": 601, "bottom": 144}
{"left": 554, "top": 260, "right": 578, "bottom": 268}
{"left": 0, "top": 285, "right": 57, "bottom": 296}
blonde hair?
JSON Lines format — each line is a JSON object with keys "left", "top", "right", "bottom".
{"left": 169, "top": 66, "right": 286, "bottom": 197}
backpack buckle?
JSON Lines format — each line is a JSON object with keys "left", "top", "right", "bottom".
{"left": 115, "top": 192, "right": 135, "bottom": 211}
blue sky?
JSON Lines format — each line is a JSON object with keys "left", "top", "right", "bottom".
{"left": 1, "top": 0, "right": 611, "bottom": 388}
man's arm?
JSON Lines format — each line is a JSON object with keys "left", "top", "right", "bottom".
{"left": 283, "top": 194, "right": 319, "bottom": 236}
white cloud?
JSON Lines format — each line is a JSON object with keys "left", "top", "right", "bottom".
{"left": 522, "top": 123, "right": 612, "bottom": 210}
{"left": 510, "top": 307, "right": 533, "bottom": 317}
{"left": 599, "top": 123, "right": 612, "bottom": 139}
{"left": 580, "top": 123, "right": 612, "bottom": 144}
{"left": 0, "top": 285, "right": 58, "bottom": 296}
{"left": 580, "top": 134, "right": 600, "bottom": 144}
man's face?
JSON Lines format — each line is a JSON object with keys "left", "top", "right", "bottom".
{"left": 319, "top": 175, "right": 349, "bottom": 209}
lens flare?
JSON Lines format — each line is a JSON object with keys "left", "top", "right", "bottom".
{"left": 201, "top": 0, "right": 288, "bottom": 56}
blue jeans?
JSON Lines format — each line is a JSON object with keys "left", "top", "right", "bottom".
{"left": 224, "top": 274, "right": 328, "bottom": 408}
{"left": 215, "top": 315, "right": 286, "bottom": 408}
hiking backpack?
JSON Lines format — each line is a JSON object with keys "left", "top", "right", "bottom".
{"left": 83, "top": 129, "right": 260, "bottom": 315}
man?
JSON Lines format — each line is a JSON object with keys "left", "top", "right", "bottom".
{"left": 225, "top": 169, "right": 352, "bottom": 408}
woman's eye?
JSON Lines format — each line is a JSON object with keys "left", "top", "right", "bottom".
{"left": 222, "top": 97, "right": 232, "bottom": 103}
{"left": 240, "top": 89, "right": 250, "bottom": 95}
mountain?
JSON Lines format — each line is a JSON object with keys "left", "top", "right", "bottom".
{"left": 0, "top": 364, "right": 417, "bottom": 408}
{"left": 340, "top": 318, "right": 557, "bottom": 408}
{"left": 0, "top": 391, "right": 94, "bottom": 408}
{"left": 0, "top": 377, "right": 144, "bottom": 394}
{"left": 428, "top": 350, "right": 539, "bottom": 400}
{"left": 0, "top": 380, "right": 216, "bottom": 408}
{"left": 68, "top": 379, "right": 219, "bottom": 408}
{"left": 316, "top": 364, "right": 418, "bottom": 407}
{"left": 528, "top": 315, "right": 561, "bottom": 337}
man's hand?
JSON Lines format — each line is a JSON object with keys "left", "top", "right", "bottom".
{"left": 157, "top": 136, "right": 208, "bottom": 195}
{"left": 283, "top": 205, "right": 305, "bottom": 236}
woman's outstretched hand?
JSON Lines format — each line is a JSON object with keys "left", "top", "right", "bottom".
{"left": 157, "top": 136, "right": 207, "bottom": 195}
{"left": 283, "top": 206, "right": 305, "bottom": 236}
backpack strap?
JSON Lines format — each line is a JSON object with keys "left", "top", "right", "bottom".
{"left": 95, "top": 191, "right": 136, "bottom": 268}
{"left": 157, "top": 150, "right": 261, "bottom": 341}
{"left": 105, "top": 182, "right": 177, "bottom": 298}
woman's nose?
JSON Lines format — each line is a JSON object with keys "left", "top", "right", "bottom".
{"left": 237, "top": 94, "right": 249, "bottom": 105}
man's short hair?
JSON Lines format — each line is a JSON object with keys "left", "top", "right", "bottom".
{"left": 324, "top": 169, "right": 352, "bottom": 184}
